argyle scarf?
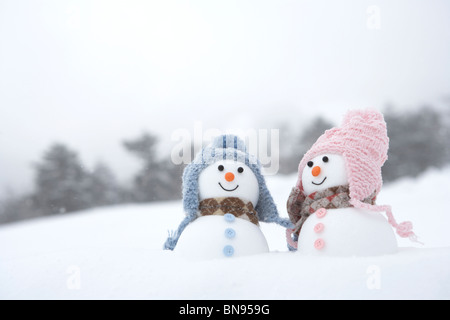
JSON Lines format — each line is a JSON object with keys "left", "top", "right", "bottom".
{"left": 287, "top": 185, "right": 376, "bottom": 235}
{"left": 199, "top": 197, "right": 259, "bottom": 226}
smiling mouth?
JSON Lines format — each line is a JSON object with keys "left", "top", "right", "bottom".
{"left": 312, "top": 177, "right": 327, "bottom": 185}
{"left": 218, "top": 182, "right": 239, "bottom": 192}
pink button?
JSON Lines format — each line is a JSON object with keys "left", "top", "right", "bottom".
{"left": 314, "top": 238, "right": 325, "bottom": 250}
{"left": 314, "top": 223, "right": 324, "bottom": 233}
{"left": 315, "top": 208, "right": 327, "bottom": 218}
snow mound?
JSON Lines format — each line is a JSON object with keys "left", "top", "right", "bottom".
{"left": 1, "top": 167, "right": 450, "bottom": 299}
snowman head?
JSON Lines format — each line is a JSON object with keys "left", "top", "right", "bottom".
{"left": 296, "top": 110, "right": 389, "bottom": 201}
{"left": 198, "top": 160, "right": 259, "bottom": 206}
{"left": 301, "top": 153, "right": 348, "bottom": 195}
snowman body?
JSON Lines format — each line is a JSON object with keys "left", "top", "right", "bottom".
{"left": 297, "top": 154, "right": 398, "bottom": 256}
{"left": 175, "top": 160, "right": 270, "bottom": 259}
{"left": 176, "top": 215, "right": 269, "bottom": 259}
{"left": 297, "top": 207, "right": 397, "bottom": 256}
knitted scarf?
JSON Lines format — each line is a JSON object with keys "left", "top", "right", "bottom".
{"left": 287, "top": 184, "right": 376, "bottom": 236}
{"left": 199, "top": 197, "right": 259, "bottom": 226}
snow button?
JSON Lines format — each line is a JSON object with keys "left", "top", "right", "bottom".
{"left": 314, "top": 238, "right": 325, "bottom": 250}
{"left": 224, "top": 213, "right": 235, "bottom": 223}
{"left": 314, "top": 223, "right": 324, "bottom": 233}
{"left": 223, "top": 245, "right": 235, "bottom": 257}
{"left": 315, "top": 208, "right": 327, "bottom": 218}
{"left": 224, "top": 228, "right": 236, "bottom": 239}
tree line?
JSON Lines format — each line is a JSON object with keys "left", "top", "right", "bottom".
{"left": 1, "top": 106, "right": 449, "bottom": 225}
{"left": 278, "top": 105, "right": 450, "bottom": 181}
{"left": 0, "top": 133, "right": 184, "bottom": 224}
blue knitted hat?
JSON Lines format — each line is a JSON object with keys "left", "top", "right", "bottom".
{"left": 164, "top": 134, "right": 292, "bottom": 250}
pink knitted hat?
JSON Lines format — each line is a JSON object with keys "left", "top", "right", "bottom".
{"left": 296, "top": 109, "right": 418, "bottom": 242}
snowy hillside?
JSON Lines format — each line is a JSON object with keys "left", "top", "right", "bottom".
{"left": 1, "top": 167, "right": 450, "bottom": 299}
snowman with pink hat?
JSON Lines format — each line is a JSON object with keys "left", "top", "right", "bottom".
{"left": 286, "top": 109, "right": 418, "bottom": 256}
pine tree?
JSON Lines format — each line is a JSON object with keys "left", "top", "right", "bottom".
{"left": 33, "top": 144, "right": 91, "bottom": 215}
{"left": 87, "top": 162, "right": 122, "bottom": 206}
{"left": 0, "top": 193, "right": 35, "bottom": 224}
{"left": 123, "top": 133, "right": 182, "bottom": 202}
{"left": 383, "top": 106, "right": 449, "bottom": 182}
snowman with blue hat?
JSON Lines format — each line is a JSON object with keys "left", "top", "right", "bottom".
{"left": 164, "top": 134, "right": 292, "bottom": 259}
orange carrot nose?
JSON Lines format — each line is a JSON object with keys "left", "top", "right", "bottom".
{"left": 225, "top": 172, "right": 235, "bottom": 182}
{"left": 312, "top": 166, "right": 321, "bottom": 177}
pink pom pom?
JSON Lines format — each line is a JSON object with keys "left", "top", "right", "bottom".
{"left": 396, "top": 221, "right": 413, "bottom": 238}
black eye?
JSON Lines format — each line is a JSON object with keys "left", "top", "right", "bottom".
{"left": 322, "top": 156, "right": 329, "bottom": 163}
{"left": 237, "top": 167, "right": 244, "bottom": 173}
{"left": 307, "top": 161, "right": 314, "bottom": 168}
{"left": 218, "top": 165, "right": 224, "bottom": 171}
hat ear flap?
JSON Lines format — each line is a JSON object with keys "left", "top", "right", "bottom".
{"left": 164, "top": 163, "right": 202, "bottom": 251}
{"left": 182, "top": 163, "right": 201, "bottom": 218}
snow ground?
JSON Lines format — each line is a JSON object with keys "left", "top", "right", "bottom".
{"left": 1, "top": 167, "right": 449, "bottom": 300}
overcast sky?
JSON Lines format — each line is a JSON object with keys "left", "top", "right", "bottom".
{"left": 1, "top": 0, "right": 450, "bottom": 193}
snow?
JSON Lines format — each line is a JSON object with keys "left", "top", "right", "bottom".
{"left": 1, "top": 167, "right": 450, "bottom": 299}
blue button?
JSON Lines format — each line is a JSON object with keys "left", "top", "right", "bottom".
{"left": 223, "top": 245, "right": 234, "bottom": 257}
{"left": 224, "top": 228, "right": 236, "bottom": 239}
{"left": 224, "top": 213, "right": 235, "bottom": 222}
